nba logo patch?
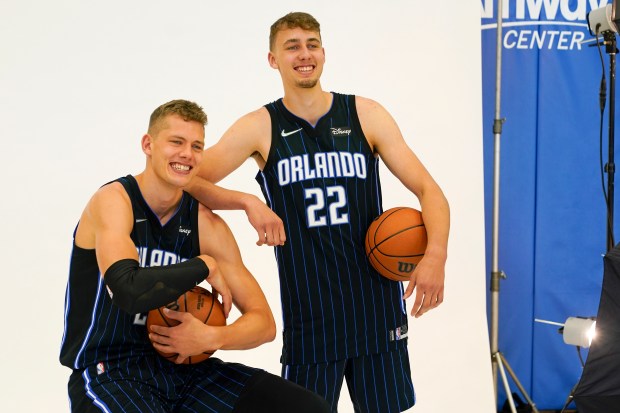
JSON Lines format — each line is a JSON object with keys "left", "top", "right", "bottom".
{"left": 96, "top": 362, "right": 105, "bottom": 375}
{"left": 398, "top": 324, "right": 409, "bottom": 340}
{"left": 389, "top": 324, "right": 409, "bottom": 341}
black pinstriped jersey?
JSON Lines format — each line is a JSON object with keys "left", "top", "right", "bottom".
{"left": 256, "top": 93, "right": 409, "bottom": 365}
{"left": 59, "top": 175, "right": 200, "bottom": 370}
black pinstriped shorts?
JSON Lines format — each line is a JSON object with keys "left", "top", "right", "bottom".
{"left": 68, "top": 356, "right": 258, "bottom": 412}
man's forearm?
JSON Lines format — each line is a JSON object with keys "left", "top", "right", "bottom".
{"left": 419, "top": 187, "right": 450, "bottom": 261}
{"left": 185, "top": 176, "right": 256, "bottom": 211}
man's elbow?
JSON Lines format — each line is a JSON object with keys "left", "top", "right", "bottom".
{"left": 265, "top": 320, "right": 277, "bottom": 343}
{"left": 259, "top": 313, "right": 277, "bottom": 344}
{"left": 111, "top": 291, "right": 150, "bottom": 315}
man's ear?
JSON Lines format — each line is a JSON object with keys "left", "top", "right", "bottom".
{"left": 268, "top": 51, "right": 279, "bottom": 70}
{"left": 141, "top": 134, "right": 153, "bottom": 155}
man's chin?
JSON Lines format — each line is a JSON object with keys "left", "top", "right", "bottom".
{"left": 297, "top": 79, "right": 319, "bottom": 88}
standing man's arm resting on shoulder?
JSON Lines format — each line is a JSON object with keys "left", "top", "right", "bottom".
{"left": 75, "top": 183, "right": 225, "bottom": 315}
{"left": 357, "top": 96, "right": 450, "bottom": 318}
{"left": 186, "top": 176, "right": 285, "bottom": 246}
{"left": 184, "top": 107, "right": 286, "bottom": 246}
{"left": 148, "top": 205, "right": 277, "bottom": 363}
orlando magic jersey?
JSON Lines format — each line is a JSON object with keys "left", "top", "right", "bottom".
{"left": 256, "top": 93, "right": 408, "bottom": 365}
{"left": 60, "top": 175, "right": 200, "bottom": 369}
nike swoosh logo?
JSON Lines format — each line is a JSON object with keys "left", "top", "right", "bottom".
{"left": 135, "top": 218, "right": 148, "bottom": 223}
{"left": 281, "top": 128, "right": 303, "bottom": 137}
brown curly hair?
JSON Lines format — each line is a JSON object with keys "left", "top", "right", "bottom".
{"left": 269, "top": 12, "right": 321, "bottom": 51}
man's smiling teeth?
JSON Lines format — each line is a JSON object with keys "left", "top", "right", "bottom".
{"left": 297, "top": 66, "right": 313, "bottom": 72}
{"left": 171, "top": 163, "right": 190, "bottom": 171}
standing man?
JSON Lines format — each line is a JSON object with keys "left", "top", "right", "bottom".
{"left": 59, "top": 99, "right": 330, "bottom": 413}
{"left": 187, "top": 12, "right": 450, "bottom": 413}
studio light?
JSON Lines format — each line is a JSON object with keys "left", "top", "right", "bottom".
{"left": 535, "top": 317, "right": 597, "bottom": 348}
{"left": 587, "top": 3, "right": 619, "bottom": 35}
{"left": 535, "top": 317, "right": 597, "bottom": 411}
{"left": 560, "top": 317, "right": 597, "bottom": 349}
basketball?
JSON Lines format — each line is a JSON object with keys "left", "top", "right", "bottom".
{"left": 365, "top": 207, "right": 427, "bottom": 281}
{"left": 147, "top": 285, "right": 226, "bottom": 364}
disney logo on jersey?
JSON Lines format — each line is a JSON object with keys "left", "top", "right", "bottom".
{"left": 179, "top": 226, "right": 191, "bottom": 236}
{"left": 330, "top": 127, "right": 351, "bottom": 137}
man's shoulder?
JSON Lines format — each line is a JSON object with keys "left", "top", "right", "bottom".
{"left": 353, "top": 95, "right": 379, "bottom": 108}
{"left": 229, "top": 106, "right": 269, "bottom": 126}
{"left": 89, "top": 180, "right": 130, "bottom": 210}
{"left": 75, "top": 179, "right": 131, "bottom": 248}
{"left": 353, "top": 96, "right": 390, "bottom": 122}
{"left": 245, "top": 105, "right": 270, "bottom": 120}
{"left": 96, "top": 179, "right": 127, "bottom": 197}
{"left": 231, "top": 106, "right": 271, "bottom": 135}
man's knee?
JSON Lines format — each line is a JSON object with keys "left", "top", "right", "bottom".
{"left": 233, "top": 371, "right": 331, "bottom": 413}
{"left": 291, "top": 386, "right": 331, "bottom": 413}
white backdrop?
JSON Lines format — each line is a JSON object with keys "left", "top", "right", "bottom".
{"left": 0, "top": 1, "right": 492, "bottom": 412}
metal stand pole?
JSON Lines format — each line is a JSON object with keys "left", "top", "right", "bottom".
{"left": 560, "top": 382, "right": 579, "bottom": 413}
{"left": 490, "top": 1, "right": 539, "bottom": 411}
{"left": 604, "top": 31, "right": 616, "bottom": 253}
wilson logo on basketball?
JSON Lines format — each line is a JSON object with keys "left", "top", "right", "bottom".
{"left": 398, "top": 262, "right": 415, "bottom": 273}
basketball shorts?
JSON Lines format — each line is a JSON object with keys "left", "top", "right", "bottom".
{"left": 282, "top": 346, "right": 415, "bottom": 413}
{"left": 68, "top": 356, "right": 258, "bottom": 412}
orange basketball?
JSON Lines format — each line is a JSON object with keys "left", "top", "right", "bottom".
{"left": 146, "top": 285, "right": 226, "bottom": 364}
{"left": 365, "top": 207, "right": 427, "bottom": 281}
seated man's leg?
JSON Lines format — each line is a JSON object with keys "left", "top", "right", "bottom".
{"left": 69, "top": 369, "right": 106, "bottom": 413}
{"left": 232, "top": 370, "right": 331, "bottom": 413}
{"left": 345, "top": 347, "right": 415, "bottom": 413}
{"left": 69, "top": 364, "right": 169, "bottom": 413}
{"left": 181, "top": 358, "right": 258, "bottom": 412}
{"left": 282, "top": 360, "right": 347, "bottom": 412}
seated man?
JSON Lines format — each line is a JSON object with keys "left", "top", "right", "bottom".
{"left": 59, "top": 99, "right": 329, "bottom": 413}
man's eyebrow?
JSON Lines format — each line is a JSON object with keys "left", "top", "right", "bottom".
{"left": 282, "top": 37, "right": 321, "bottom": 46}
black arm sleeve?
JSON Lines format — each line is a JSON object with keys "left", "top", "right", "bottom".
{"left": 103, "top": 257, "right": 209, "bottom": 314}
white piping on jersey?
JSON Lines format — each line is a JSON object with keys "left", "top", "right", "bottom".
{"left": 73, "top": 274, "right": 105, "bottom": 369}
{"left": 83, "top": 369, "right": 113, "bottom": 412}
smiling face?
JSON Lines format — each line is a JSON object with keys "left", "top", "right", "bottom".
{"left": 268, "top": 27, "right": 325, "bottom": 90}
{"left": 143, "top": 114, "right": 205, "bottom": 189}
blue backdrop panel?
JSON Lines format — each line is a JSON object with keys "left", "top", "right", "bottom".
{"left": 533, "top": 29, "right": 606, "bottom": 407}
{"left": 482, "top": 0, "right": 611, "bottom": 409}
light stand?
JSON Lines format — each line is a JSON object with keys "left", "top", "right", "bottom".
{"left": 489, "top": 0, "right": 539, "bottom": 412}
{"left": 560, "top": 345, "right": 591, "bottom": 413}
{"left": 603, "top": 30, "right": 616, "bottom": 253}
{"left": 587, "top": 6, "right": 619, "bottom": 251}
